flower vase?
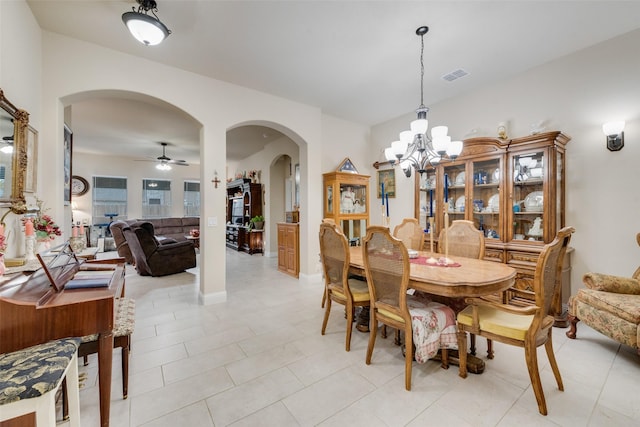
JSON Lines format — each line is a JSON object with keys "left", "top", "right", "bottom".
{"left": 0, "top": 255, "right": 5, "bottom": 278}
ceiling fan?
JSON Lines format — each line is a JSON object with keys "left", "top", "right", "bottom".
{"left": 136, "top": 142, "right": 189, "bottom": 169}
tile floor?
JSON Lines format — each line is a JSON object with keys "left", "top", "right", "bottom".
{"left": 75, "top": 250, "right": 640, "bottom": 426}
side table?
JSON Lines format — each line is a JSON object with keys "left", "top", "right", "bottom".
{"left": 185, "top": 235, "right": 200, "bottom": 249}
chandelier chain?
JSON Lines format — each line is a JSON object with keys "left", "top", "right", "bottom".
{"left": 419, "top": 32, "right": 425, "bottom": 108}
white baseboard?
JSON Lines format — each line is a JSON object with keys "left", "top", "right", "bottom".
{"left": 199, "top": 290, "right": 227, "bottom": 305}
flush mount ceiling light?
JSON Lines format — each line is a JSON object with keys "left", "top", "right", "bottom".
{"left": 122, "top": 0, "right": 171, "bottom": 46}
{"left": 382, "top": 26, "right": 462, "bottom": 177}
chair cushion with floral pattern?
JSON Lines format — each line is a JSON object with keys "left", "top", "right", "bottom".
{"left": 81, "top": 298, "right": 135, "bottom": 343}
{"left": 0, "top": 337, "right": 81, "bottom": 405}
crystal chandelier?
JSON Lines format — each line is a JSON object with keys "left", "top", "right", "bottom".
{"left": 384, "top": 26, "right": 462, "bottom": 177}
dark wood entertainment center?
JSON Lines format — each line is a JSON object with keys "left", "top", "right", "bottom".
{"left": 226, "top": 178, "right": 263, "bottom": 254}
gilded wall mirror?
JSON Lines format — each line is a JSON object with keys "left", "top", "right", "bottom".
{"left": 0, "top": 89, "right": 29, "bottom": 214}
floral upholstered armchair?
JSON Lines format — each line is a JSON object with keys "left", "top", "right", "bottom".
{"left": 567, "top": 233, "right": 640, "bottom": 354}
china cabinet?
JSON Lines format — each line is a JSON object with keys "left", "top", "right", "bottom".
{"left": 226, "top": 178, "right": 262, "bottom": 253}
{"left": 414, "top": 131, "right": 571, "bottom": 325}
{"left": 322, "top": 170, "right": 370, "bottom": 246}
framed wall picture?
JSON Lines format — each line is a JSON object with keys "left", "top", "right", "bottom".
{"left": 24, "top": 124, "right": 38, "bottom": 193}
{"left": 377, "top": 169, "right": 396, "bottom": 198}
{"left": 63, "top": 124, "right": 72, "bottom": 205}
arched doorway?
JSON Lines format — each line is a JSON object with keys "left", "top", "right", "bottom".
{"left": 226, "top": 124, "right": 300, "bottom": 259}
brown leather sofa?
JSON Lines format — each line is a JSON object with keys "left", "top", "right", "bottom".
{"left": 123, "top": 221, "right": 196, "bottom": 276}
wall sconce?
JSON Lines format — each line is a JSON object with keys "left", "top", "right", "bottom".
{"left": 603, "top": 121, "right": 625, "bottom": 151}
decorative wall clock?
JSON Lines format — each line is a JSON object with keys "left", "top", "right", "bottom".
{"left": 71, "top": 175, "right": 89, "bottom": 196}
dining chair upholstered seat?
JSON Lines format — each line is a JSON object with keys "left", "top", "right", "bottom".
{"left": 456, "top": 226, "right": 574, "bottom": 415}
{"left": 319, "top": 222, "right": 370, "bottom": 352}
{"left": 393, "top": 218, "right": 424, "bottom": 251}
{"left": 363, "top": 226, "right": 451, "bottom": 391}
{"left": 0, "top": 338, "right": 81, "bottom": 426}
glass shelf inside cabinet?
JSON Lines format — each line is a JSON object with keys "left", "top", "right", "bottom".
{"left": 513, "top": 151, "right": 544, "bottom": 241}
{"left": 473, "top": 158, "right": 501, "bottom": 240}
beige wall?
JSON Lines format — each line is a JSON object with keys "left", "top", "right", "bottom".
{"left": 372, "top": 29, "right": 640, "bottom": 293}
{"left": 5, "top": 0, "right": 639, "bottom": 301}
{"left": 0, "top": 0, "right": 42, "bottom": 257}
{"left": 72, "top": 152, "right": 201, "bottom": 223}
{"left": 20, "top": 15, "right": 368, "bottom": 302}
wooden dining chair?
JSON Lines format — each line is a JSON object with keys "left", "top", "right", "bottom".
{"left": 437, "top": 220, "right": 485, "bottom": 260}
{"left": 319, "top": 221, "right": 370, "bottom": 352}
{"left": 320, "top": 218, "right": 338, "bottom": 308}
{"left": 363, "top": 226, "right": 449, "bottom": 391}
{"left": 438, "top": 219, "right": 486, "bottom": 353}
{"left": 393, "top": 218, "right": 424, "bottom": 251}
{"left": 456, "top": 226, "right": 574, "bottom": 415}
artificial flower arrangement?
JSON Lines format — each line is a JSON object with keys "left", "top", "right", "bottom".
{"left": 21, "top": 197, "right": 62, "bottom": 241}
{"left": 34, "top": 214, "right": 62, "bottom": 241}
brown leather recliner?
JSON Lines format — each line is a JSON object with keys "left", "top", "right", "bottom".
{"left": 123, "top": 221, "right": 196, "bottom": 277}
{"left": 110, "top": 220, "right": 135, "bottom": 264}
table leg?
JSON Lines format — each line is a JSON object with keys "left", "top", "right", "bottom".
{"left": 355, "top": 306, "right": 370, "bottom": 333}
{"left": 98, "top": 331, "right": 114, "bottom": 427}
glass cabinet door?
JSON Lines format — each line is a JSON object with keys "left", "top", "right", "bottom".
{"left": 512, "top": 151, "right": 545, "bottom": 242}
{"left": 472, "top": 158, "right": 502, "bottom": 240}
{"left": 340, "top": 219, "right": 367, "bottom": 246}
{"left": 418, "top": 170, "right": 437, "bottom": 232}
{"left": 443, "top": 163, "right": 466, "bottom": 222}
{"left": 325, "top": 184, "right": 333, "bottom": 215}
{"left": 339, "top": 183, "right": 367, "bottom": 214}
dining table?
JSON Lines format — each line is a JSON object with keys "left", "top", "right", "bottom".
{"left": 349, "top": 247, "right": 516, "bottom": 298}
{"left": 348, "top": 246, "right": 517, "bottom": 372}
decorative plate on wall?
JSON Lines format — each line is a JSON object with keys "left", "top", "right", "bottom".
{"left": 71, "top": 175, "right": 89, "bottom": 196}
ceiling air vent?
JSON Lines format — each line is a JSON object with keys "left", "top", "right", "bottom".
{"left": 441, "top": 68, "right": 469, "bottom": 82}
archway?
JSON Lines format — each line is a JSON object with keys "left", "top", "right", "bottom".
{"left": 226, "top": 122, "right": 301, "bottom": 259}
